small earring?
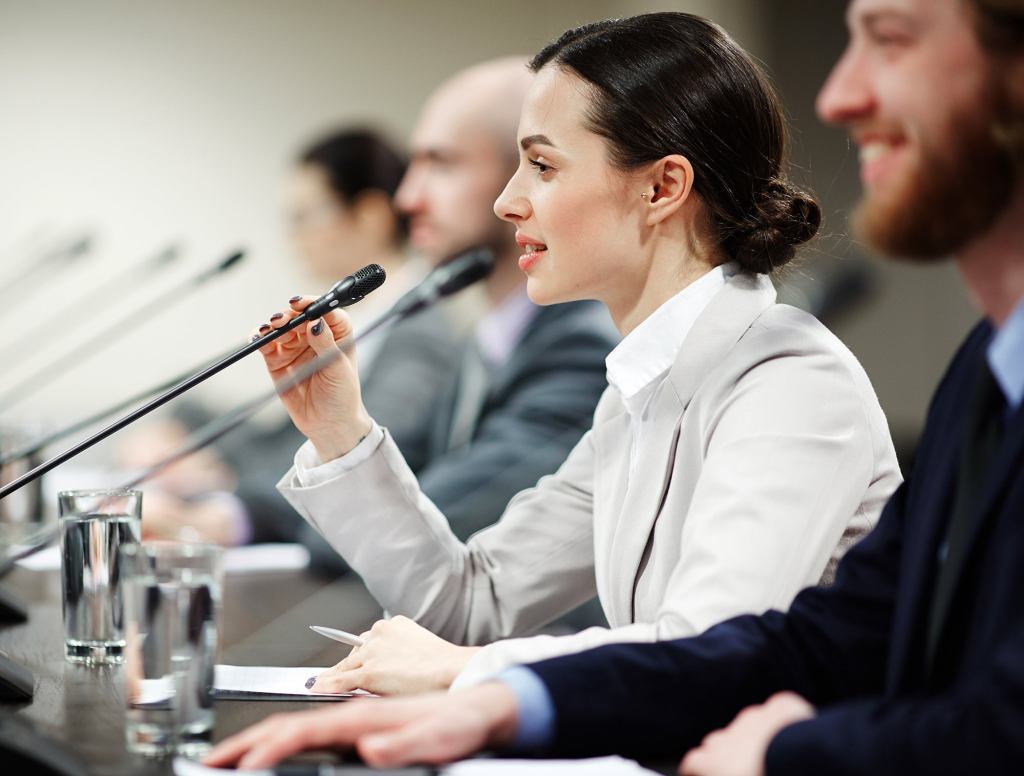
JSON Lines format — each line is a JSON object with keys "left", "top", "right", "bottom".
{"left": 640, "top": 192, "right": 649, "bottom": 201}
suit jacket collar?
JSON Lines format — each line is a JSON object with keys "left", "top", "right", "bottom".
{"left": 600, "top": 272, "right": 778, "bottom": 624}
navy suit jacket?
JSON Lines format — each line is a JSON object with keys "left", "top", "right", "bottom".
{"left": 527, "top": 321, "right": 1024, "bottom": 774}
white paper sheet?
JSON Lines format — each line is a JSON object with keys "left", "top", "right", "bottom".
{"left": 214, "top": 664, "right": 373, "bottom": 698}
{"left": 14, "top": 542, "right": 310, "bottom": 574}
{"left": 175, "top": 756, "right": 659, "bottom": 776}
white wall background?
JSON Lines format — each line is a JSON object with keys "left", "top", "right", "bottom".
{"left": 0, "top": 0, "right": 763, "bottom": 433}
{"left": 0, "top": 0, "right": 975, "bottom": 464}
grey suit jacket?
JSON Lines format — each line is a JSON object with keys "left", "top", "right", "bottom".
{"left": 278, "top": 272, "right": 903, "bottom": 683}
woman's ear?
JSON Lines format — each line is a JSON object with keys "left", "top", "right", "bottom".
{"left": 643, "top": 154, "right": 694, "bottom": 226}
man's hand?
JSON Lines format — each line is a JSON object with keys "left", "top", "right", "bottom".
{"left": 679, "top": 692, "right": 815, "bottom": 776}
{"left": 202, "top": 682, "right": 520, "bottom": 769}
{"left": 310, "top": 615, "right": 480, "bottom": 696}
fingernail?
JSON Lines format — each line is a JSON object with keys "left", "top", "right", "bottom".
{"left": 270, "top": 312, "right": 284, "bottom": 321}
{"left": 289, "top": 295, "right": 302, "bottom": 304}
{"left": 259, "top": 324, "right": 271, "bottom": 333}
{"left": 311, "top": 321, "right": 324, "bottom": 336}
{"left": 251, "top": 334, "right": 260, "bottom": 342}
{"left": 305, "top": 676, "right": 317, "bottom": 689}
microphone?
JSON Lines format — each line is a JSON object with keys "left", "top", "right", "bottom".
{"left": 0, "top": 243, "right": 181, "bottom": 364}
{"left": 0, "top": 253, "right": 488, "bottom": 470}
{"left": 0, "top": 264, "right": 387, "bottom": 502}
{"left": 0, "top": 248, "right": 245, "bottom": 408}
{"left": 391, "top": 247, "right": 495, "bottom": 317}
{"left": 0, "top": 232, "right": 93, "bottom": 308}
{"left": 0, "top": 248, "right": 492, "bottom": 578}
{"left": 0, "top": 263, "right": 389, "bottom": 468}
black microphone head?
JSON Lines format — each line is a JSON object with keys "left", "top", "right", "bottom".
{"left": 64, "top": 234, "right": 93, "bottom": 260}
{"left": 350, "top": 263, "right": 387, "bottom": 298}
{"left": 435, "top": 248, "right": 495, "bottom": 297}
{"left": 217, "top": 249, "right": 246, "bottom": 273}
{"left": 152, "top": 243, "right": 181, "bottom": 268}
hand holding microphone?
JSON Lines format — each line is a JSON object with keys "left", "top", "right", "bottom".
{"left": 255, "top": 295, "right": 372, "bottom": 463}
{"left": 254, "top": 247, "right": 495, "bottom": 466}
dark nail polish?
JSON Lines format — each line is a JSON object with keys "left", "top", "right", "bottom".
{"left": 270, "top": 312, "right": 284, "bottom": 321}
{"left": 289, "top": 295, "right": 302, "bottom": 304}
{"left": 259, "top": 324, "right": 271, "bottom": 332}
{"left": 311, "top": 321, "right": 324, "bottom": 336}
{"left": 251, "top": 334, "right": 260, "bottom": 342}
{"left": 305, "top": 676, "right": 317, "bottom": 689}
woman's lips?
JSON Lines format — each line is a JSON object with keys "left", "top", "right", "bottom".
{"left": 518, "top": 245, "right": 547, "bottom": 271}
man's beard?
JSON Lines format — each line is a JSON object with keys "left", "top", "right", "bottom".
{"left": 853, "top": 99, "right": 1016, "bottom": 262}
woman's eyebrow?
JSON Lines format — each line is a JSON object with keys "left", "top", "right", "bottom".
{"left": 520, "top": 134, "right": 556, "bottom": 150}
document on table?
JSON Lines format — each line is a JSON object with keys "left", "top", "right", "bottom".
{"left": 175, "top": 755, "right": 660, "bottom": 775}
{"left": 213, "top": 664, "right": 374, "bottom": 700}
{"left": 16, "top": 542, "right": 310, "bottom": 574}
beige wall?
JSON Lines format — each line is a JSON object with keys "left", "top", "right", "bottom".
{"left": 0, "top": 0, "right": 973, "bottom": 461}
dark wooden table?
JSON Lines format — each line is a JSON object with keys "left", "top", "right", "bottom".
{"left": 0, "top": 563, "right": 383, "bottom": 774}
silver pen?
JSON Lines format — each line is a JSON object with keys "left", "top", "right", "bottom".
{"left": 309, "top": 625, "right": 365, "bottom": 648}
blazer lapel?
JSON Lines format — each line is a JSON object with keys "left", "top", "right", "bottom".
{"left": 605, "top": 273, "right": 777, "bottom": 624}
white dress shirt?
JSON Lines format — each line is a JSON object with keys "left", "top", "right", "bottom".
{"left": 606, "top": 262, "right": 734, "bottom": 481}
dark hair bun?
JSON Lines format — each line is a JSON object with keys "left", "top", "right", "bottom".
{"left": 725, "top": 179, "right": 822, "bottom": 274}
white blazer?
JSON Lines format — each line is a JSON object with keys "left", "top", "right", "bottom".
{"left": 278, "top": 272, "right": 902, "bottom": 687}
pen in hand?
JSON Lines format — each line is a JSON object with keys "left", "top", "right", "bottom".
{"left": 307, "top": 626, "right": 366, "bottom": 690}
{"left": 310, "top": 625, "right": 365, "bottom": 647}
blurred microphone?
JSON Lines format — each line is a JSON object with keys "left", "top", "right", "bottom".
{"left": 0, "top": 248, "right": 245, "bottom": 408}
{"left": 0, "top": 252, "right": 493, "bottom": 466}
{"left": 0, "top": 264, "right": 386, "bottom": 502}
{"left": 0, "top": 232, "right": 93, "bottom": 307}
{"left": 0, "top": 249, "right": 493, "bottom": 574}
{"left": 0, "top": 243, "right": 181, "bottom": 363}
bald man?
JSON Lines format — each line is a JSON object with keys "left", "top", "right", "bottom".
{"left": 372, "top": 58, "right": 618, "bottom": 543}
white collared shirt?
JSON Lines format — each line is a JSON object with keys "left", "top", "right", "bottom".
{"left": 475, "top": 283, "right": 539, "bottom": 369}
{"left": 606, "top": 262, "right": 738, "bottom": 479}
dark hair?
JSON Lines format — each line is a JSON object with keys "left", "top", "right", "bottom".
{"left": 969, "top": 0, "right": 1024, "bottom": 53}
{"left": 530, "top": 13, "right": 820, "bottom": 274}
{"left": 300, "top": 128, "right": 408, "bottom": 238}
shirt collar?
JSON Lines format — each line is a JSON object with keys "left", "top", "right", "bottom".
{"left": 606, "top": 262, "right": 737, "bottom": 402}
{"left": 988, "top": 294, "right": 1024, "bottom": 412}
{"left": 476, "top": 283, "right": 539, "bottom": 367}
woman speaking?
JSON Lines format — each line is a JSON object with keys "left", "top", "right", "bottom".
{"left": 248, "top": 12, "right": 900, "bottom": 697}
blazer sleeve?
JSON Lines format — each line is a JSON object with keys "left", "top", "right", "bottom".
{"left": 277, "top": 425, "right": 601, "bottom": 645}
{"left": 452, "top": 342, "right": 892, "bottom": 686}
{"left": 523, "top": 481, "right": 908, "bottom": 760}
{"left": 416, "top": 314, "right": 614, "bottom": 540}
{"left": 766, "top": 628, "right": 1024, "bottom": 776}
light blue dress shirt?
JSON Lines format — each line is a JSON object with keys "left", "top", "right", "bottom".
{"left": 502, "top": 294, "right": 1024, "bottom": 751}
{"left": 988, "top": 296, "right": 1024, "bottom": 414}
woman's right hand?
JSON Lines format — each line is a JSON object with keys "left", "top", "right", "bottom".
{"left": 253, "top": 295, "right": 373, "bottom": 464}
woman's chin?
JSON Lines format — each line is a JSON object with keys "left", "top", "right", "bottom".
{"left": 525, "top": 277, "right": 565, "bottom": 307}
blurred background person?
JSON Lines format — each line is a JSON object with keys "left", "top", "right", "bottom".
{"left": 378, "top": 57, "right": 619, "bottom": 627}
{"left": 118, "top": 128, "right": 466, "bottom": 575}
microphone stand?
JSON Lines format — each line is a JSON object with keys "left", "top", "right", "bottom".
{"left": 0, "top": 249, "right": 245, "bottom": 408}
{"left": 0, "top": 263, "right": 385, "bottom": 501}
{"left": 0, "top": 234, "right": 92, "bottom": 309}
{"left": 0, "top": 247, "right": 494, "bottom": 568}
{"left": 0, "top": 250, "right": 491, "bottom": 701}
{"left": 0, "top": 243, "right": 181, "bottom": 365}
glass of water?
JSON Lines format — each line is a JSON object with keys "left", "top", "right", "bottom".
{"left": 58, "top": 489, "right": 142, "bottom": 665}
{"left": 121, "top": 542, "right": 223, "bottom": 757}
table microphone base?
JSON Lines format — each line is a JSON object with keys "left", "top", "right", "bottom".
{"left": 0, "top": 588, "right": 28, "bottom": 623}
{"left": 0, "top": 655, "right": 33, "bottom": 701}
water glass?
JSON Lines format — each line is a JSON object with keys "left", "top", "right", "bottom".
{"left": 59, "top": 489, "right": 142, "bottom": 664}
{"left": 121, "top": 542, "right": 223, "bottom": 757}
